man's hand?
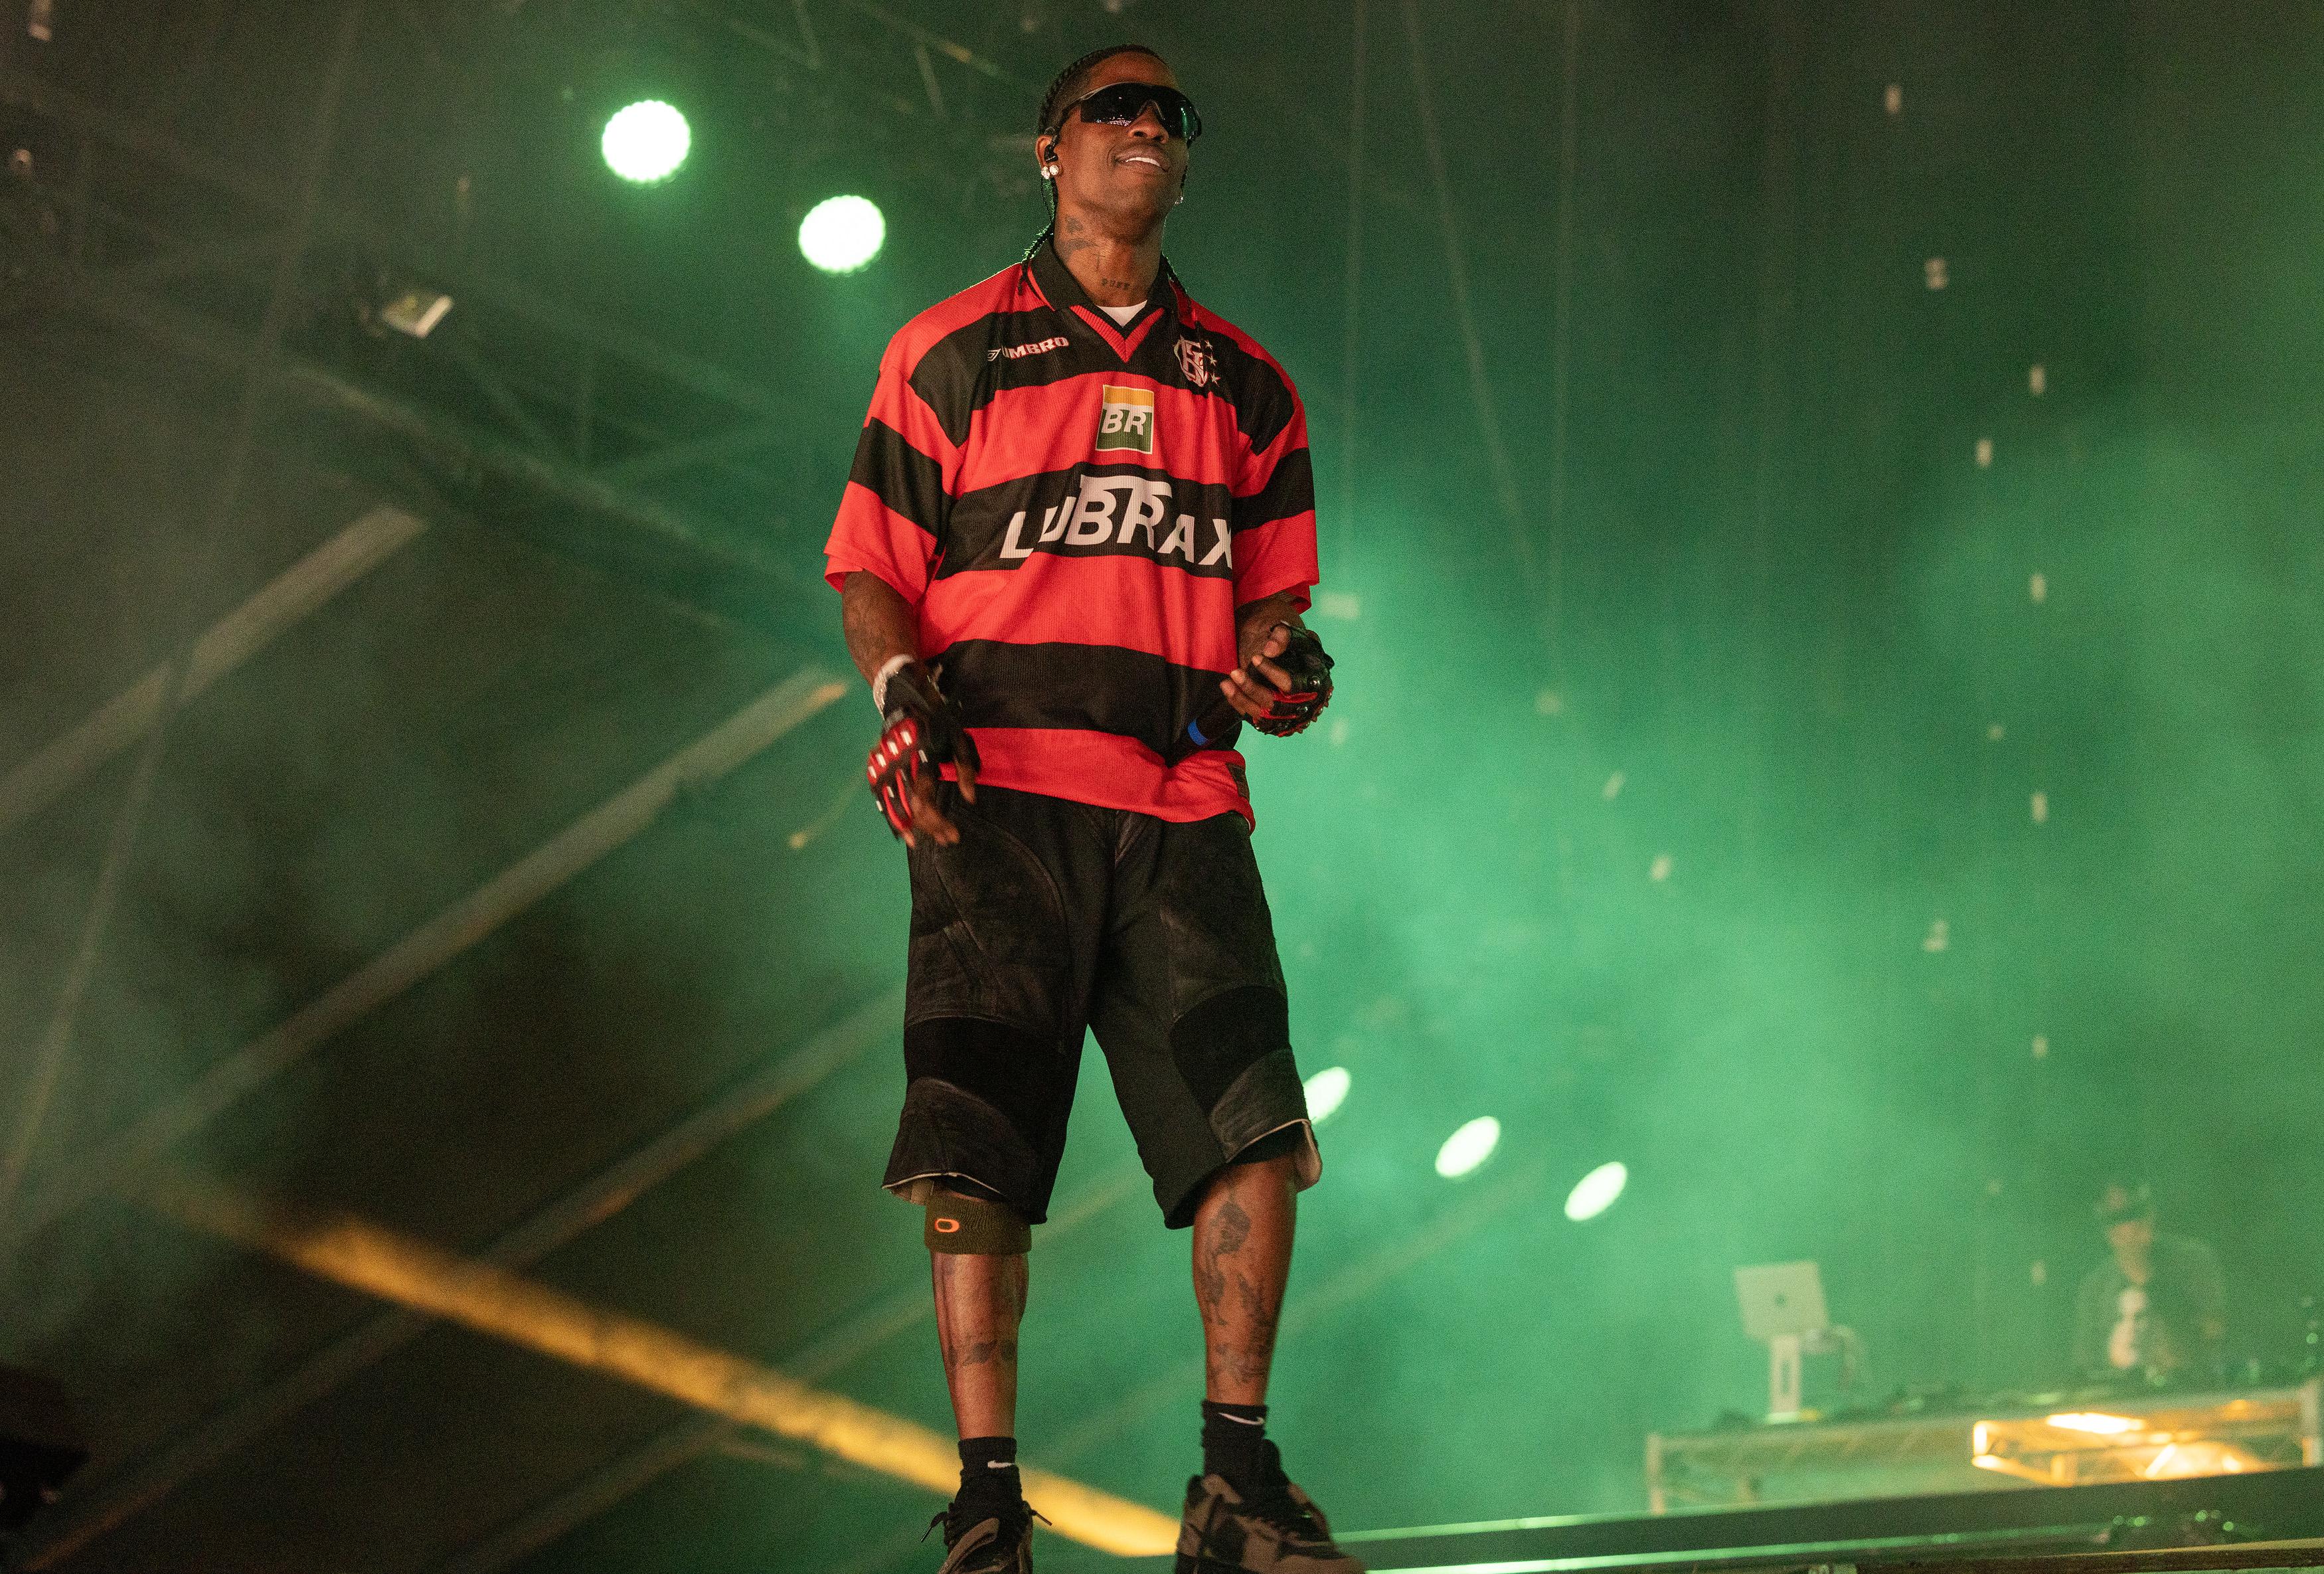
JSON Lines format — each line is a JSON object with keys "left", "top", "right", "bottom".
{"left": 868, "top": 661, "right": 979, "bottom": 848}
{"left": 844, "top": 572, "right": 979, "bottom": 847}
{"left": 1220, "top": 594, "right": 1334, "bottom": 735}
{"left": 1222, "top": 592, "right": 1305, "bottom": 721}
{"left": 1220, "top": 620, "right": 1295, "bottom": 721}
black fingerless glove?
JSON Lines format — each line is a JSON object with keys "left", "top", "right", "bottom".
{"left": 1248, "top": 625, "right": 1335, "bottom": 737}
{"left": 867, "top": 661, "right": 980, "bottom": 839}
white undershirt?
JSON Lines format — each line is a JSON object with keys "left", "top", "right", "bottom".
{"left": 1099, "top": 302, "right": 1145, "bottom": 325}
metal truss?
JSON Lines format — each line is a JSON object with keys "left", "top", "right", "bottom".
{"left": 0, "top": 3, "right": 1043, "bottom": 1565}
{"left": 0, "top": 63, "right": 801, "bottom": 602}
{"left": 0, "top": 0, "right": 1041, "bottom": 622}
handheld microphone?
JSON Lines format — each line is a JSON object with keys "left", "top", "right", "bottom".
{"left": 1183, "top": 690, "right": 1238, "bottom": 750}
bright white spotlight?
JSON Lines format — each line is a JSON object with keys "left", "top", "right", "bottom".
{"left": 1303, "top": 1066, "right": 1351, "bottom": 1125}
{"left": 602, "top": 100, "right": 691, "bottom": 183}
{"left": 1564, "top": 1160, "right": 1628, "bottom": 1221}
{"left": 799, "top": 195, "right": 886, "bottom": 274}
{"left": 1434, "top": 1116, "right": 1500, "bottom": 1180}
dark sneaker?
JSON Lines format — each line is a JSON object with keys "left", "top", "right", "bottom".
{"left": 1177, "top": 1453, "right": 1363, "bottom": 1574}
{"left": 928, "top": 1498, "right": 1037, "bottom": 1574}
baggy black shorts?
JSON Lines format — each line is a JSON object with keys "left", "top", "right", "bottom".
{"left": 884, "top": 782, "right": 1321, "bottom": 1229}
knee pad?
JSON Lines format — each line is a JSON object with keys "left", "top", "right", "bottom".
{"left": 923, "top": 1187, "right": 1032, "bottom": 1256}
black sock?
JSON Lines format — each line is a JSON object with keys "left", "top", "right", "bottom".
{"left": 1201, "top": 1401, "right": 1282, "bottom": 1496}
{"left": 954, "top": 1436, "right": 1022, "bottom": 1524}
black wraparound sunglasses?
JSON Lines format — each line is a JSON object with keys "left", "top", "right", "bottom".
{"left": 1059, "top": 81, "right": 1203, "bottom": 143}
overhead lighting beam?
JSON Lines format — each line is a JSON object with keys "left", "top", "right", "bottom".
{"left": 135, "top": 1169, "right": 1179, "bottom": 1556}
{"left": 14, "top": 988, "right": 900, "bottom": 1570}
{"left": 3, "top": 669, "right": 847, "bottom": 1251}
{"left": 0, "top": 504, "right": 426, "bottom": 839}
{"left": 427, "top": 1163, "right": 1154, "bottom": 1574}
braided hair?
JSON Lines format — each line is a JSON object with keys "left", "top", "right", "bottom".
{"left": 1036, "top": 43, "right": 1171, "bottom": 141}
{"left": 1025, "top": 43, "right": 1179, "bottom": 263}
{"left": 1033, "top": 44, "right": 1172, "bottom": 215}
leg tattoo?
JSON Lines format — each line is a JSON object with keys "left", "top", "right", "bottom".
{"left": 1191, "top": 1157, "right": 1295, "bottom": 1404}
{"left": 1198, "top": 1193, "right": 1251, "bottom": 1313}
{"left": 932, "top": 1247, "right": 1028, "bottom": 1439}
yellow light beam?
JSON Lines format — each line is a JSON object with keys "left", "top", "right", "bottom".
{"left": 140, "top": 1172, "right": 1177, "bottom": 1557}
{"left": 2045, "top": 1411, "right": 2146, "bottom": 1435}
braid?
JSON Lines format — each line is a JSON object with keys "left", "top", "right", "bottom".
{"left": 1032, "top": 43, "right": 1173, "bottom": 223}
{"left": 1035, "top": 43, "right": 1170, "bottom": 139}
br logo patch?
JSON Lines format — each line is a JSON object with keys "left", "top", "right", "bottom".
{"left": 1096, "top": 385, "right": 1156, "bottom": 455}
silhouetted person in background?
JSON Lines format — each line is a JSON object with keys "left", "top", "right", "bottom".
{"left": 2070, "top": 1180, "right": 2226, "bottom": 1384}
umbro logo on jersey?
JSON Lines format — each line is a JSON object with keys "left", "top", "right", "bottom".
{"left": 997, "top": 474, "right": 1232, "bottom": 570}
{"left": 1096, "top": 385, "right": 1156, "bottom": 454}
{"left": 987, "top": 335, "right": 1069, "bottom": 362}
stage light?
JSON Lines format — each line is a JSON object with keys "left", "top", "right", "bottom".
{"left": 602, "top": 100, "right": 691, "bottom": 183}
{"left": 1564, "top": 1160, "right": 1628, "bottom": 1221}
{"left": 1434, "top": 1116, "right": 1499, "bottom": 1180}
{"left": 352, "top": 267, "right": 453, "bottom": 340}
{"left": 377, "top": 284, "right": 452, "bottom": 339}
{"left": 800, "top": 195, "right": 886, "bottom": 274}
{"left": 2142, "top": 1440, "right": 2257, "bottom": 1478}
{"left": 2046, "top": 1412, "right": 2145, "bottom": 1435}
{"left": 1303, "top": 1066, "right": 1351, "bottom": 1125}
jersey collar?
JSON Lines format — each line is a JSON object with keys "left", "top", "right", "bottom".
{"left": 1026, "top": 230, "right": 1183, "bottom": 361}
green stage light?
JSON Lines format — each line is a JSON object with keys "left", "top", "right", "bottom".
{"left": 1302, "top": 1066, "right": 1351, "bottom": 1125}
{"left": 1563, "top": 1160, "right": 1628, "bottom": 1221}
{"left": 799, "top": 195, "right": 886, "bottom": 274}
{"left": 602, "top": 100, "right": 690, "bottom": 183}
{"left": 1434, "top": 1116, "right": 1500, "bottom": 1180}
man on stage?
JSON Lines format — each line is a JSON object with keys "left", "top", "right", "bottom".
{"left": 822, "top": 42, "right": 1361, "bottom": 1574}
{"left": 2069, "top": 1179, "right": 2227, "bottom": 1384}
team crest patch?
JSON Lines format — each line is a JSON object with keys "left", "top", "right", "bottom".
{"left": 1175, "top": 334, "right": 1218, "bottom": 389}
{"left": 1096, "top": 385, "right": 1156, "bottom": 454}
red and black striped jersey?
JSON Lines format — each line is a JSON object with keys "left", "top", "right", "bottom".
{"left": 823, "top": 235, "right": 1318, "bottom": 825}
